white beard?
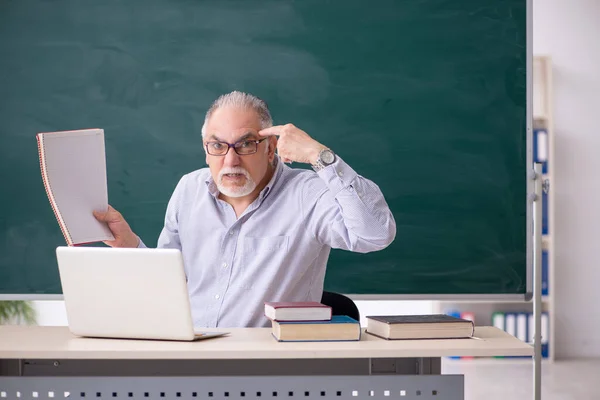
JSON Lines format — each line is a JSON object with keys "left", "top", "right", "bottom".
{"left": 217, "top": 167, "right": 256, "bottom": 198}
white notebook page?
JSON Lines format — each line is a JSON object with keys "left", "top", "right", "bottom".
{"left": 39, "top": 128, "right": 114, "bottom": 245}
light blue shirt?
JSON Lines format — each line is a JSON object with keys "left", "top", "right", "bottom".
{"left": 140, "top": 156, "right": 396, "bottom": 327}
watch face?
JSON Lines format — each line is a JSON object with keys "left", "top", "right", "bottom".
{"left": 321, "top": 150, "right": 335, "bottom": 164}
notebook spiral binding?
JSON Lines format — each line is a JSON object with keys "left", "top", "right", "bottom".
{"left": 37, "top": 133, "right": 74, "bottom": 246}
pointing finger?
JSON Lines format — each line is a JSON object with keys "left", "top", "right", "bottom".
{"left": 258, "top": 126, "right": 284, "bottom": 137}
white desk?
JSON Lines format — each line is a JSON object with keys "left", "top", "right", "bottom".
{"left": 0, "top": 326, "right": 533, "bottom": 400}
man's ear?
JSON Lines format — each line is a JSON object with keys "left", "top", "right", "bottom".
{"left": 268, "top": 136, "right": 278, "bottom": 162}
{"left": 204, "top": 145, "right": 209, "bottom": 165}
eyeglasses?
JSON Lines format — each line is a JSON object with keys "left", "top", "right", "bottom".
{"left": 205, "top": 138, "right": 268, "bottom": 156}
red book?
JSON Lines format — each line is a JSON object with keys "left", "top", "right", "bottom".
{"left": 264, "top": 301, "right": 332, "bottom": 322}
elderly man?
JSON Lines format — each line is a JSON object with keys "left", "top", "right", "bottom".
{"left": 94, "top": 91, "right": 396, "bottom": 327}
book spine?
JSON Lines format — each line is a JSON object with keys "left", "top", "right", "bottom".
{"left": 460, "top": 312, "right": 475, "bottom": 360}
{"left": 445, "top": 310, "right": 462, "bottom": 360}
{"left": 37, "top": 133, "right": 74, "bottom": 246}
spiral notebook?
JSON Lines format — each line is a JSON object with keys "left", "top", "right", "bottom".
{"left": 37, "top": 128, "right": 114, "bottom": 246}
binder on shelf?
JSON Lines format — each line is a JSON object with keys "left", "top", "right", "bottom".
{"left": 491, "top": 312, "right": 505, "bottom": 331}
{"left": 534, "top": 127, "right": 550, "bottom": 235}
{"left": 527, "top": 312, "right": 549, "bottom": 359}
{"left": 533, "top": 127, "right": 549, "bottom": 234}
{"left": 527, "top": 313, "right": 534, "bottom": 344}
{"left": 505, "top": 313, "right": 516, "bottom": 337}
{"left": 542, "top": 250, "right": 549, "bottom": 296}
{"left": 542, "top": 189, "right": 549, "bottom": 235}
{"left": 516, "top": 313, "right": 528, "bottom": 343}
{"left": 542, "top": 312, "right": 550, "bottom": 358}
{"left": 533, "top": 128, "right": 549, "bottom": 174}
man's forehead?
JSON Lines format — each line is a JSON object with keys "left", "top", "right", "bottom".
{"left": 205, "top": 107, "right": 262, "bottom": 140}
{"left": 207, "top": 130, "right": 259, "bottom": 142}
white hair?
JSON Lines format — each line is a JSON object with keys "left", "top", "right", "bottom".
{"left": 201, "top": 91, "right": 273, "bottom": 138}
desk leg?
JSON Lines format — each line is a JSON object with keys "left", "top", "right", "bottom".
{"left": 0, "top": 360, "right": 20, "bottom": 376}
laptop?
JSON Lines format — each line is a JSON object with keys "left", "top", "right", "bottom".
{"left": 56, "top": 246, "right": 228, "bottom": 341}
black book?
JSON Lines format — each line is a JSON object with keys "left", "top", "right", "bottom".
{"left": 365, "top": 314, "right": 474, "bottom": 340}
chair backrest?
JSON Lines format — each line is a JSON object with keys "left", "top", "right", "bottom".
{"left": 320, "top": 291, "right": 360, "bottom": 321}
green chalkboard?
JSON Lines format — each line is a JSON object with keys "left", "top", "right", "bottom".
{"left": 0, "top": 0, "right": 529, "bottom": 296}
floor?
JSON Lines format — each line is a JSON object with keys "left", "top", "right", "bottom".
{"left": 441, "top": 358, "right": 600, "bottom": 400}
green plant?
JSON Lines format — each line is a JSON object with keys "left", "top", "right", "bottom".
{"left": 0, "top": 301, "right": 36, "bottom": 324}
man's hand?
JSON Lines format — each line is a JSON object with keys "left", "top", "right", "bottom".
{"left": 93, "top": 205, "right": 140, "bottom": 248}
{"left": 258, "top": 124, "right": 325, "bottom": 164}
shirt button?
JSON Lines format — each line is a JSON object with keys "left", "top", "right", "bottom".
{"left": 338, "top": 170, "right": 344, "bottom": 177}
{"left": 214, "top": 294, "right": 220, "bottom": 300}
{"left": 222, "top": 262, "right": 228, "bottom": 268}
{"left": 229, "top": 231, "right": 234, "bottom": 235}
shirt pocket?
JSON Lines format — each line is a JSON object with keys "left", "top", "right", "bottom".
{"left": 243, "top": 235, "right": 289, "bottom": 255}
{"left": 240, "top": 235, "right": 290, "bottom": 289}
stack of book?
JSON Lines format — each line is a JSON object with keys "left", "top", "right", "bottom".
{"left": 264, "top": 301, "right": 361, "bottom": 342}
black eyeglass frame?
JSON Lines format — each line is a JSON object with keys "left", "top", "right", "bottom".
{"left": 204, "top": 138, "right": 268, "bottom": 156}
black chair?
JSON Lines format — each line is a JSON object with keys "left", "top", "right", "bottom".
{"left": 320, "top": 291, "right": 360, "bottom": 321}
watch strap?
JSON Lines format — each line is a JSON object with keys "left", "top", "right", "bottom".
{"left": 311, "top": 148, "right": 335, "bottom": 172}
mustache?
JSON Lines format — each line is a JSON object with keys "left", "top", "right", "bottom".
{"left": 218, "top": 167, "right": 251, "bottom": 181}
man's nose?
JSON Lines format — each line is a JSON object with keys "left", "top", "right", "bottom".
{"left": 223, "top": 147, "right": 241, "bottom": 166}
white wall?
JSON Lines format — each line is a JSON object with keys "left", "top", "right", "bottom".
{"left": 533, "top": 0, "right": 600, "bottom": 358}
{"left": 33, "top": 301, "right": 69, "bottom": 326}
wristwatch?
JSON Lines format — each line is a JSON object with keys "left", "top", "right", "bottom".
{"left": 311, "top": 148, "right": 336, "bottom": 171}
